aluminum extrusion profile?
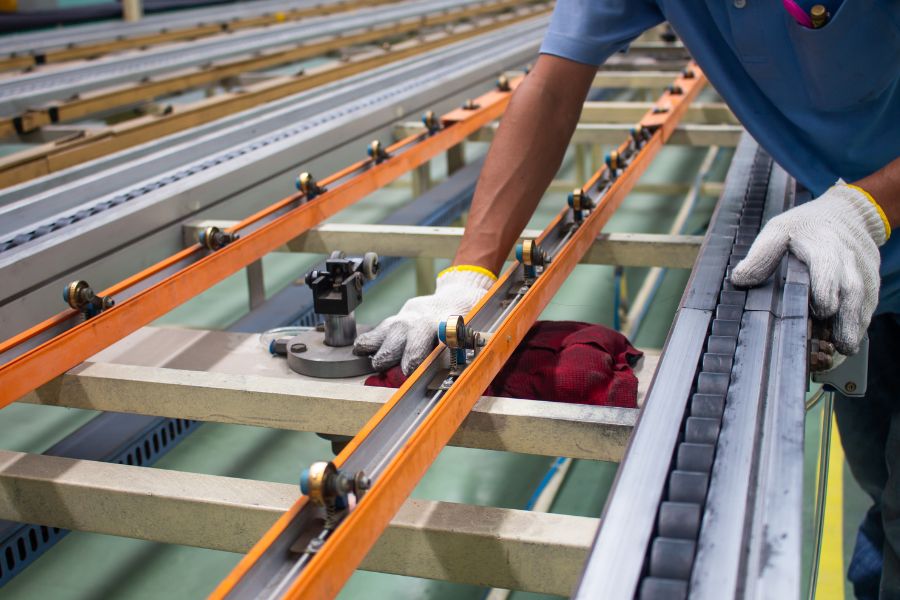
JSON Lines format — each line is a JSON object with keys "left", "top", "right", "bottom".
{"left": 0, "top": 0, "right": 490, "bottom": 116}
{"left": 212, "top": 64, "right": 707, "bottom": 600}
{"left": 573, "top": 134, "right": 810, "bottom": 599}
{"left": 0, "top": 17, "right": 547, "bottom": 340}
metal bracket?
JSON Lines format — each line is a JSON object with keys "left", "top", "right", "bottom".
{"left": 812, "top": 335, "right": 869, "bottom": 397}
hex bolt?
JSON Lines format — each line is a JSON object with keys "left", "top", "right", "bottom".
{"left": 291, "top": 342, "right": 308, "bottom": 353}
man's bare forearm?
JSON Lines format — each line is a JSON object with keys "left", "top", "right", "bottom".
{"left": 453, "top": 55, "right": 598, "bottom": 275}
{"left": 854, "top": 156, "right": 900, "bottom": 228}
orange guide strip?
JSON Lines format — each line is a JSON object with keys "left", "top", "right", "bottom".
{"left": 211, "top": 63, "right": 706, "bottom": 599}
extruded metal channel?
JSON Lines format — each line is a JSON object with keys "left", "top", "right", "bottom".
{"left": 0, "top": 17, "right": 547, "bottom": 339}
{"left": 0, "top": 64, "right": 526, "bottom": 408}
{"left": 213, "top": 65, "right": 707, "bottom": 600}
{"left": 0, "top": 0, "right": 486, "bottom": 116}
{"left": 0, "top": 147, "right": 489, "bottom": 588}
{"left": 573, "top": 134, "right": 810, "bottom": 599}
{"left": 0, "top": 0, "right": 357, "bottom": 59}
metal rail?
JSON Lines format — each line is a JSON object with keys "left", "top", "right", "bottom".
{"left": 211, "top": 64, "right": 706, "bottom": 600}
{"left": 0, "top": 63, "right": 526, "bottom": 408}
{"left": 0, "top": 0, "right": 398, "bottom": 69}
{"left": 0, "top": 0, "right": 488, "bottom": 118}
{"left": 0, "top": 2, "right": 546, "bottom": 185}
{"left": 573, "top": 135, "right": 810, "bottom": 599}
{"left": 0, "top": 18, "right": 546, "bottom": 340}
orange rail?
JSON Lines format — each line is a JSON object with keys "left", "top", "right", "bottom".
{"left": 0, "top": 79, "right": 521, "bottom": 407}
{"left": 212, "top": 63, "right": 706, "bottom": 599}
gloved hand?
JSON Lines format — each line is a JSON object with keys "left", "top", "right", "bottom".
{"left": 731, "top": 182, "right": 889, "bottom": 355}
{"left": 354, "top": 266, "right": 496, "bottom": 374}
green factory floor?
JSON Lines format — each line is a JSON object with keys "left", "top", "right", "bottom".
{"left": 0, "top": 142, "right": 867, "bottom": 597}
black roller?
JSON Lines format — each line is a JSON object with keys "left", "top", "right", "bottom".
{"left": 685, "top": 417, "right": 720, "bottom": 445}
{"left": 658, "top": 501, "right": 702, "bottom": 539}
{"left": 649, "top": 538, "right": 696, "bottom": 579}
{"left": 639, "top": 577, "right": 688, "bottom": 600}
{"left": 696, "top": 372, "right": 729, "bottom": 395}
{"left": 676, "top": 443, "right": 715, "bottom": 472}
{"left": 711, "top": 319, "right": 740, "bottom": 337}
{"left": 707, "top": 335, "right": 737, "bottom": 355}
{"left": 668, "top": 470, "right": 709, "bottom": 504}
{"left": 691, "top": 394, "right": 726, "bottom": 419}
{"left": 701, "top": 353, "right": 733, "bottom": 373}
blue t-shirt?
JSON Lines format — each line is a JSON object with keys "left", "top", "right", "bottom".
{"left": 540, "top": 0, "right": 900, "bottom": 313}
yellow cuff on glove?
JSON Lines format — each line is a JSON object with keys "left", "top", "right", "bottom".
{"left": 438, "top": 264, "right": 498, "bottom": 281}
{"left": 846, "top": 184, "right": 891, "bottom": 241}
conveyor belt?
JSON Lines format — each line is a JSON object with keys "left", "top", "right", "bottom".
{"left": 0, "top": 17, "right": 546, "bottom": 339}
{"left": 0, "top": 0, "right": 485, "bottom": 117}
{"left": 574, "top": 134, "right": 810, "bottom": 599}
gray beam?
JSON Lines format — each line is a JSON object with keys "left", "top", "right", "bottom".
{"left": 396, "top": 122, "right": 743, "bottom": 147}
{"left": 0, "top": 450, "right": 597, "bottom": 595}
{"left": 23, "top": 326, "right": 648, "bottom": 461}
{"left": 24, "top": 349, "right": 648, "bottom": 462}
{"left": 580, "top": 101, "right": 737, "bottom": 125}
{"left": 184, "top": 222, "right": 704, "bottom": 270}
{"left": 592, "top": 71, "right": 680, "bottom": 88}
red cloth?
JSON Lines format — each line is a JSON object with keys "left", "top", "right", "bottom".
{"left": 364, "top": 321, "right": 642, "bottom": 408}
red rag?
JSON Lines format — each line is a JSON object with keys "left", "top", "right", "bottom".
{"left": 364, "top": 321, "right": 642, "bottom": 408}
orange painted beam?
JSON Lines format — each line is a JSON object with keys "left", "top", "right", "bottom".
{"left": 212, "top": 63, "right": 706, "bottom": 600}
{"left": 0, "top": 79, "right": 520, "bottom": 408}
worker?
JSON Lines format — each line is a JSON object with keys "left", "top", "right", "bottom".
{"left": 354, "top": 1, "right": 900, "bottom": 595}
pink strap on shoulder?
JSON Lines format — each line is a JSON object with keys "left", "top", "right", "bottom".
{"left": 782, "top": 0, "right": 813, "bottom": 27}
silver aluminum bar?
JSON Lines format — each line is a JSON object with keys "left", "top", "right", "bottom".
{"left": 0, "top": 0, "right": 343, "bottom": 57}
{"left": 573, "top": 134, "right": 763, "bottom": 598}
{"left": 0, "top": 450, "right": 597, "bottom": 595}
{"left": 0, "top": 0, "right": 486, "bottom": 116}
{"left": 689, "top": 162, "right": 806, "bottom": 599}
{"left": 221, "top": 82, "right": 669, "bottom": 598}
{"left": 742, "top": 255, "right": 809, "bottom": 598}
{"left": 574, "top": 134, "right": 809, "bottom": 598}
{"left": 0, "top": 17, "right": 548, "bottom": 340}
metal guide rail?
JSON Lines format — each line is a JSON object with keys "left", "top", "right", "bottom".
{"left": 574, "top": 135, "right": 811, "bottom": 599}
{"left": 0, "top": 18, "right": 546, "bottom": 340}
{"left": 0, "top": 66, "right": 528, "bottom": 409}
{"left": 0, "top": 0, "right": 545, "bottom": 185}
{"left": 0, "top": 0, "right": 541, "bottom": 141}
{"left": 0, "top": 0, "right": 391, "bottom": 68}
{"left": 0, "top": 0, "right": 488, "bottom": 117}
{"left": 211, "top": 64, "right": 707, "bottom": 599}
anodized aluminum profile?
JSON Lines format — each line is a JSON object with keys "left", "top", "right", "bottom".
{"left": 0, "top": 0, "right": 486, "bottom": 116}
{"left": 573, "top": 134, "right": 810, "bottom": 599}
{"left": 213, "top": 65, "right": 707, "bottom": 599}
{"left": 0, "top": 17, "right": 547, "bottom": 340}
{"left": 0, "top": 0, "right": 342, "bottom": 58}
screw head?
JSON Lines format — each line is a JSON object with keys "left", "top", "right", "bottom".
{"left": 291, "top": 343, "right": 307, "bottom": 353}
{"left": 845, "top": 381, "right": 858, "bottom": 393}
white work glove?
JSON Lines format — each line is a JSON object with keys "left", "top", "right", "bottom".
{"left": 354, "top": 266, "right": 496, "bottom": 374}
{"left": 731, "top": 182, "right": 889, "bottom": 355}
